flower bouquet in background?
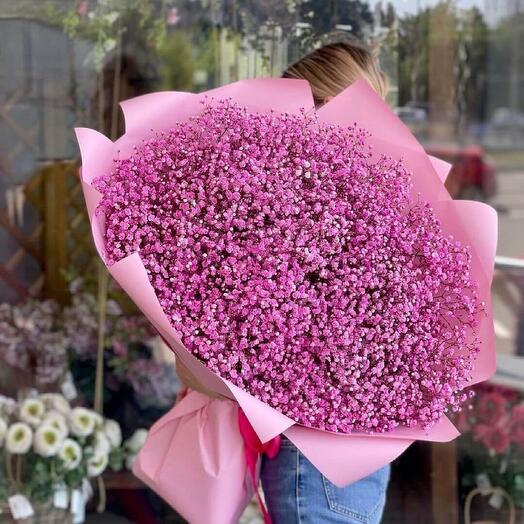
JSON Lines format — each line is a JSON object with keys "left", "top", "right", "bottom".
{"left": 76, "top": 78, "right": 497, "bottom": 523}
{"left": 0, "top": 393, "right": 142, "bottom": 523}
{"left": 63, "top": 276, "right": 181, "bottom": 426}
{"left": 457, "top": 384, "right": 524, "bottom": 510}
{"left": 0, "top": 284, "right": 179, "bottom": 432}
{"left": 0, "top": 300, "right": 69, "bottom": 396}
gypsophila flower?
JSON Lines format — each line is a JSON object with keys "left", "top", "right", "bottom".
{"left": 62, "top": 293, "right": 98, "bottom": 358}
{"left": 33, "top": 424, "right": 63, "bottom": 457}
{"left": 58, "top": 438, "right": 82, "bottom": 470}
{"left": 6, "top": 422, "right": 33, "bottom": 454}
{"left": 87, "top": 449, "right": 109, "bottom": 477}
{"left": 69, "top": 407, "right": 96, "bottom": 437}
{"left": 95, "top": 99, "right": 483, "bottom": 433}
{"left": 19, "top": 398, "right": 45, "bottom": 427}
{"left": 125, "top": 359, "right": 180, "bottom": 409}
{"left": 0, "top": 300, "right": 68, "bottom": 385}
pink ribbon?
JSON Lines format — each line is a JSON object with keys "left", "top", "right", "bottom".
{"left": 238, "top": 409, "right": 281, "bottom": 524}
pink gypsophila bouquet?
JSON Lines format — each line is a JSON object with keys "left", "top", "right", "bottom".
{"left": 94, "top": 99, "right": 480, "bottom": 434}
{"left": 75, "top": 79, "right": 497, "bottom": 523}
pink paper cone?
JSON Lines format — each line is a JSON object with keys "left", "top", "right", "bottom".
{"left": 75, "top": 77, "right": 498, "bottom": 519}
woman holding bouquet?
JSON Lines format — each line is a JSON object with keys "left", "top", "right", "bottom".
{"left": 177, "top": 39, "right": 391, "bottom": 524}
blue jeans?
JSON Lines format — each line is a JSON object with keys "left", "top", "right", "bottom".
{"left": 260, "top": 437, "right": 390, "bottom": 524}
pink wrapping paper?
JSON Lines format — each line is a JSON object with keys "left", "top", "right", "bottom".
{"left": 132, "top": 391, "right": 253, "bottom": 524}
{"left": 75, "top": 78, "right": 498, "bottom": 522}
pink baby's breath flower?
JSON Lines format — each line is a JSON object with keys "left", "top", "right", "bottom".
{"left": 94, "top": 100, "right": 482, "bottom": 434}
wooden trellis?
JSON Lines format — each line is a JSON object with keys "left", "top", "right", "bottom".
{"left": 0, "top": 162, "right": 96, "bottom": 304}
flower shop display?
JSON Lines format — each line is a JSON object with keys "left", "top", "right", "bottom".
{"left": 0, "top": 277, "right": 180, "bottom": 433}
{"left": 76, "top": 77, "right": 497, "bottom": 523}
{"left": 457, "top": 384, "right": 524, "bottom": 511}
{"left": 0, "top": 394, "right": 136, "bottom": 523}
{"left": 62, "top": 283, "right": 180, "bottom": 418}
{"left": 0, "top": 300, "right": 69, "bottom": 390}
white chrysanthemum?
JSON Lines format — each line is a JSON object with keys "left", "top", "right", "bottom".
{"left": 43, "top": 410, "right": 68, "bottom": 439}
{"left": 58, "top": 438, "right": 82, "bottom": 470}
{"left": 69, "top": 407, "right": 95, "bottom": 437}
{"left": 93, "top": 430, "right": 111, "bottom": 455}
{"left": 125, "top": 453, "right": 136, "bottom": 470}
{"left": 103, "top": 419, "right": 122, "bottom": 448}
{"left": 125, "top": 429, "right": 148, "bottom": 454}
{"left": 87, "top": 450, "right": 109, "bottom": 477}
{"left": 40, "top": 394, "right": 70, "bottom": 416}
{"left": 0, "top": 418, "right": 7, "bottom": 447}
{"left": 19, "top": 398, "right": 45, "bottom": 427}
{"left": 0, "top": 395, "right": 16, "bottom": 416}
{"left": 6, "top": 422, "right": 33, "bottom": 454}
{"left": 34, "top": 424, "right": 63, "bottom": 457}
{"left": 92, "top": 412, "right": 103, "bottom": 430}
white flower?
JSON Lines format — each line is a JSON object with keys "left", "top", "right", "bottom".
{"left": 87, "top": 450, "right": 109, "bottom": 477}
{"left": 93, "top": 431, "right": 111, "bottom": 455}
{"left": 92, "top": 412, "right": 103, "bottom": 429}
{"left": 103, "top": 419, "right": 122, "bottom": 448}
{"left": 125, "top": 453, "right": 136, "bottom": 470}
{"left": 69, "top": 408, "right": 96, "bottom": 437}
{"left": 34, "top": 424, "right": 63, "bottom": 457}
{"left": 0, "top": 418, "right": 7, "bottom": 447}
{"left": 43, "top": 411, "right": 68, "bottom": 439}
{"left": 125, "top": 429, "right": 148, "bottom": 454}
{"left": 19, "top": 398, "right": 45, "bottom": 426}
{"left": 6, "top": 423, "right": 33, "bottom": 454}
{"left": 0, "top": 395, "right": 16, "bottom": 416}
{"left": 40, "top": 394, "right": 70, "bottom": 416}
{"left": 58, "top": 438, "right": 82, "bottom": 470}
{"left": 106, "top": 299, "right": 122, "bottom": 316}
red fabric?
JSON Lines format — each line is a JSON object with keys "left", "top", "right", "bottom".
{"left": 238, "top": 409, "right": 281, "bottom": 524}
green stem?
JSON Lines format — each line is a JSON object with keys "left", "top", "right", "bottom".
{"left": 94, "top": 261, "right": 109, "bottom": 414}
{"left": 5, "top": 453, "right": 15, "bottom": 488}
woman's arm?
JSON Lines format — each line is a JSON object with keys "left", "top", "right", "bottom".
{"left": 176, "top": 358, "right": 225, "bottom": 399}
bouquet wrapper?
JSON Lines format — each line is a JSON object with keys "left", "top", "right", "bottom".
{"left": 133, "top": 391, "right": 253, "bottom": 524}
{"left": 75, "top": 77, "right": 498, "bottom": 519}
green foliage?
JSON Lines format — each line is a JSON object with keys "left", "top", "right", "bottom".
{"left": 62, "top": 0, "right": 176, "bottom": 71}
{"left": 487, "top": 11, "right": 524, "bottom": 113}
{"left": 157, "top": 30, "right": 195, "bottom": 91}
{"left": 108, "top": 447, "right": 124, "bottom": 471}
{"left": 396, "top": 3, "right": 490, "bottom": 125}
{"left": 460, "top": 435, "right": 524, "bottom": 508}
{"left": 397, "top": 8, "right": 430, "bottom": 106}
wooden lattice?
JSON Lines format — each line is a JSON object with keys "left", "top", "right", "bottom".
{"left": 0, "top": 162, "right": 96, "bottom": 304}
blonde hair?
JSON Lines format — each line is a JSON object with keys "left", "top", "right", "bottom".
{"left": 283, "top": 41, "right": 389, "bottom": 106}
